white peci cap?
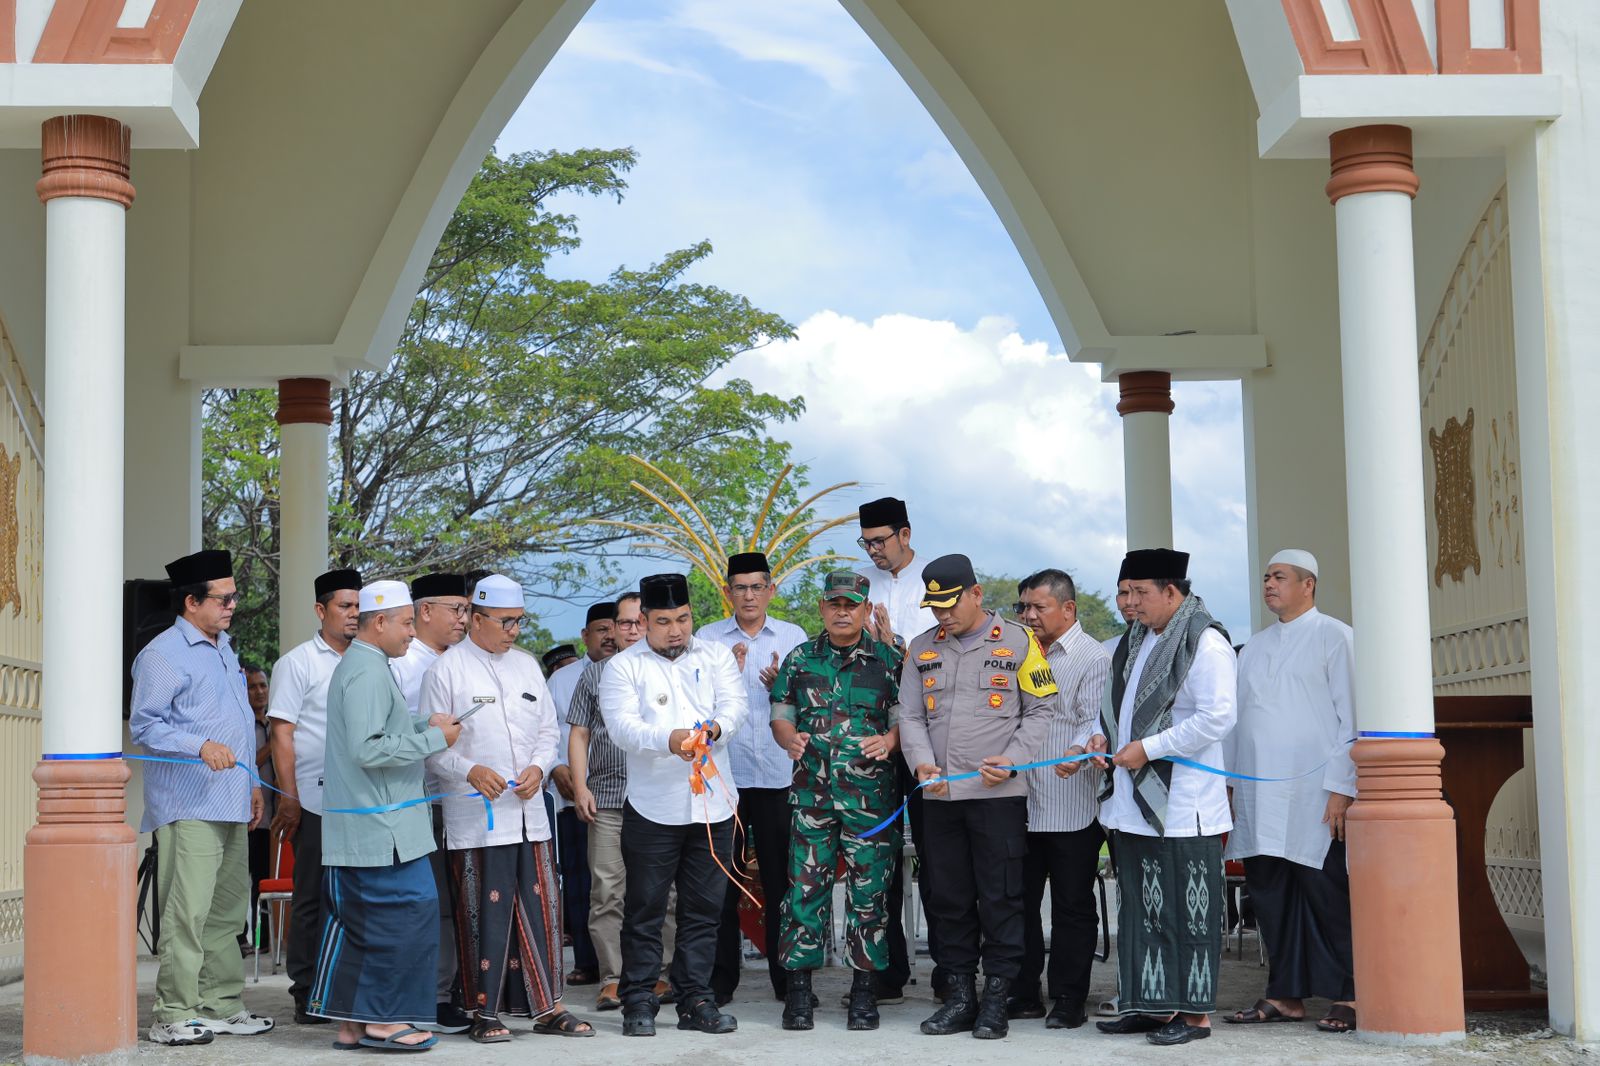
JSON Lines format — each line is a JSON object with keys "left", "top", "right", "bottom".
{"left": 472, "top": 574, "right": 524, "bottom": 609}
{"left": 359, "top": 580, "right": 413, "bottom": 613}
{"left": 1267, "top": 549, "right": 1319, "bottom": 578}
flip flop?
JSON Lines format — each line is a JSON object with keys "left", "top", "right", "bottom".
{"left": 1225, "top": 999, "right": 1303, "bottom": 1024}
{"left": 358, "top": 1027, "right": 438, "bottom": 1052}
{"left": 531, "top": 1010, "right": 595, "bottom": 1038}
{"left": 1317, "top": 1004, "right": 1357, "bottom": 1033}
{"left": 331, "top": 1040, "right": 365, "bottom": 1052}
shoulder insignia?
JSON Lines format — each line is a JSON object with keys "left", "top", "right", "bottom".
{"left": 989, "top": 624, "right": 1003, "bottom": 640}
{"left": 923, "top": 676, "right": 937, "bottom": 689}
{"left": 918, "top": 650, "right": 940, "bottom": 662}
{"left": 935, "top": 627, "right": 947, "bottom": 641}
{"left": 924, "top": 694, "right": 937, "bottom": 714}
{"left": 989, "top": 674, "right": 1010, "bottom": 689}
{"left": 988, "top": 693, "right": 1004, "bottom": 708}
{"left": 992, "top": 647, "right": 1014, "bottom": 658}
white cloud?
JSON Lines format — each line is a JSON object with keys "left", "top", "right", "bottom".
{"left": 671, "top": 0, "right": 873, "bottom": 93}
{"left": 561, "top": 19, "right": 718, "bottom": 84}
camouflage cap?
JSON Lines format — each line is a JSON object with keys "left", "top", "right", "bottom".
{"left": 821, "top": 571, "right": 869, "bottom": 603}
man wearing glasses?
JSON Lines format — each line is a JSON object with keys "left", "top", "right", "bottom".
{"left": 423, "top": 574, "right": 593, "bottom": 1040}
{"left": 267, "top": 567, "right": 362, "bottom": 1025}
{"left": 390, "top": 572, "right": 473, "bottom": 1033}
{"left": 699, "top": 552, "right": 807, "bottom": 1005}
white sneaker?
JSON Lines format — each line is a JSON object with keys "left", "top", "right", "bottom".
{"left": 149, "top": 1021, "right": 215, "bottom": 1045}
{"left": 194, "top": 1010, "right": 274, "bottom": 1035}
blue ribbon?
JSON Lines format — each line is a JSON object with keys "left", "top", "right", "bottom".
{"left": 856, "top": 746, "right": 1354, "bottom": 840}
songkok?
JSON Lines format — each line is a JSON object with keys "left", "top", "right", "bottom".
{"left": 166, "top": 549, "right": 232, "bottom": 587}
{"left": 726, "top": 551, "right": 770, "bottom": 578}
{"left": 640, "top": 573, "right": 692, "bottom": 611}
{"left": 822, "top": 571, "right": 869, "bottom": 604}
{"left": 315, "top": 568, "right": 362, "bottom": 599}
{"left": 1268, "top": 548, "right": 1319, "bottom": 578}
{"left": 411, "top": 572, "right": 467, "bottom": 600}
{"left": 920, "top": 554, "right": 977, "bottom": 609}
{"left": 858, "top": 496, "right": 909, "bottom": 530}
{"left": 473, "top": 574, "right": 524, "bottom": 609}
{"left": 585, "top": 602, "right": 619, "bottom": 626}
{"left": 1119, "top": 548, "right": 1190, "bottom": 582}
{"left": 359, "top": 580, "right": 412, "bottom": 613}
{"left": 541, "top": 645, "right": 579, "bottom": 672}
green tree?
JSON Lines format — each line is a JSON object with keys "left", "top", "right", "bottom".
{"left": 205, "top": 147, "right": 801, "bottom": 659}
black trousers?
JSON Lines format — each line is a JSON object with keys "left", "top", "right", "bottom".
{"left": 883, "top": 763, "right": 946, "bottom": 993}
{"left": 712, "top": 786, "right": 790, "bottom": 999}
{"left": 429, "top": 806, "right": 459, "bottom": 1005}
{"left": 921, "top": 796, "right": 1028, "bottom": 980}
{"left": 1019, "top": 823, "right": 1104, "bottom": 1004}
{"left": 1245, "top": 840, "right": 1356, "bottom": 1002}
{"left": 241, "top": 827, "right": 271, "bottom": 945}
{"left": 557, "top": 808, "right": 598, "bottom": 974}
{"left": 286, "top": 811, "right": 323, "bottom": 1002}
{"left": 619, "top": 804, "right": 731, "bottom": 1014}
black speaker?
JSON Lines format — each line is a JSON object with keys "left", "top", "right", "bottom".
{"left": 123, "top": 578, "right": 175, "bottom": 718}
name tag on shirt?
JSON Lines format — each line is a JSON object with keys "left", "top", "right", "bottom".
{"left": 473, "top": 696, "right": 496, "bottom": 704}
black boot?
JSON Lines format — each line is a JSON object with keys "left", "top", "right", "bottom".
{"left": 846, "top": 969, "right": 879, "bottom": 1031}
{"left": 973, "top": 976, "right": 1012, "bottom": 1039}
{"left": 1046, "top": 996, "right": 1087, "bottom": 1029}
{"left": 782, "top": 969, "right": 814, "bottom": 1031}
{"left": 920, "top": 974, "right": 978, "bottom": 1035}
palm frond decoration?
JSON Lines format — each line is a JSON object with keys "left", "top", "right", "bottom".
{"left": 596, "top": 456, "right": 860, "bottom": 613}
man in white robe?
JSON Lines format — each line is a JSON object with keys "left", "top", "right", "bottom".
{"left": 1223, "top": 549, "right": 1357, "bottom": 1033}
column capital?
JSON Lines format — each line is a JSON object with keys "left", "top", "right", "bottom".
{"left": 1326, "top": 124, "right": 1419, "bottom": 204}
{"left": 1116, "top": 370, "right": 1174, "bottom": 416}
{"left": 276, "top": 377, "right": 334, "bottom": 426}
{"left": 36, "top": 115, "right": 134, "bottom": 209}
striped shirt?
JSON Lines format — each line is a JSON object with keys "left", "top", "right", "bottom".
{"left": 129, "top": 617, "right": 255, "bottom": 832}
{"left": 1026, "top": 621, "right": 1111, "bottom": 833}
{"left": 565, "top": 657, "right": 628, "bottom": 809}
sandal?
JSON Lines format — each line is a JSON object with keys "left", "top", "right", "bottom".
{"left": 1317, "top": 1004, "right": 1357, "bottom": 1033}
{"left": 1225, "top": 999, "right": 1303, "bottom": 1024}
{"left": 358, "top": 1027, "right": 437, "bottom": 1052}
{"left": 468, "top": 1016, "right": 513, "bottom": 1044}
{"left": 532, "top": 1009, "right": 595, "bottom": 1038}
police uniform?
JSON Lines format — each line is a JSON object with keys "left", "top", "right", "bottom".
{"left": 896, "top": 554, "right": 1058, "bottom": 1037}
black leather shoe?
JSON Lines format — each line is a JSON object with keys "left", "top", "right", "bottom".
{"left": 677, "top": 999, "right": 738, "bottom": 1034}
{"left": 782, "top": 970, "right": 815, "bottom": 1031}
{"left": 1096, "top": 1013, "right": 1166, "bottom": 1035}
{"left": 973, "top": 976, "right": 1012, "bottom": 1039}
{"left": 921, "top": 975, "right": 978, "bottom": 1035}
{"left": 1147, "top": 1019, "right": 1211, "bottom": 1045}
{"left": 621, "top": 1011, "right": 656, "bottom": 1037}
{"left": 1007, "top": 989, "right": 1046, "bottom": 1020}
{"left": 1046, "top": 997, "right": 1087, "bottom": 1029}
{"left": 430, "top": 1002, "right": 473, "bottom": 1034}
{"left": 294, "top": 1001, "right": 331, "bottom": 1026}
{"left": 846, "top": 969, "right": 879, "bottom": 1031}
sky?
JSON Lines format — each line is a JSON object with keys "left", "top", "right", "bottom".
{"left": 500, "top": 0, "right": 1252, "bottom": 640}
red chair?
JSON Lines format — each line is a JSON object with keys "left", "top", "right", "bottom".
{"left": 252, "top": 832, "right": 295, "bottom": 983}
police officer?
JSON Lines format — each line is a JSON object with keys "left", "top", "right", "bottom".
{"left": 898, "top": 554, "right": 1057, "bottom": 1039}
{"left": 769, "top": 572, "right": 904, "bottom": 1032}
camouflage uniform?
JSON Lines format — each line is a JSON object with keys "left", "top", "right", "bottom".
{"left": 770, "top": 630, "right": 903, "bottom": 971}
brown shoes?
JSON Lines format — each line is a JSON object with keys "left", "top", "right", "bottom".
{"left": 595, "top": 983, "right": 621, "bottom": 1011}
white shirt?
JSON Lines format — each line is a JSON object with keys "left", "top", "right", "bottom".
{"left": 857, "top": 553, "right": 936, "bottom": 645}
{"left": 544, "top": 655, "right": 596, "bottom": 813}
{"left": 1027, "top": 622, "right": 1111, "bottom": 832}
{"left": 266, "top": 632, "right": 343, "bottom": 815}
{"left": 390, "top": 639, "right": 442, "bottom": 719}
{"left": 1100, "top": 626, "right": 1236, "bottom": 838}
{"left": 1224, "top": 608, "right": 1357, "bottom": 868}
{"left": 598, "top": 637, "right": 748, "bottom": 826}
{"left": 696, "top": 614, "right": 807, "bottom": 789}
{"left": 423, "top": 638, "right": 559, "bottom": 848}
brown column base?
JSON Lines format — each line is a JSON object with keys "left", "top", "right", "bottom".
{"left": 23, "top": 760, "right": 137, "bottom": 1063}
{"left": 1347, "top": 738, "right": 1466, "bottom": 1045}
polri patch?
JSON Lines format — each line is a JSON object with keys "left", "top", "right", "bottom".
{"left": 988, "top": 693, "right": 1004, "bottom": 708}
{"left": 989, "top": 674, "right": 1010, "bottom": 689}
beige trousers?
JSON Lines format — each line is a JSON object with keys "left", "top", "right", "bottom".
{"left": 589, "top": 806, "right": 674, "bottom": 983}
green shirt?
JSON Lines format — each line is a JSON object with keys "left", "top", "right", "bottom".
{"left": 770, "top": 632, "right": 903, "bottom": 811}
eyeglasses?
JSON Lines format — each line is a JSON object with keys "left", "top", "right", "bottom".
{"left": 479, "top": 614, "right": 524, "bottom": 633}
{"left": 202, "top": 592, "right": 240, "bottom": 607}
{"left": 729, "top": 582, "right": 770, "bottom": 596}
{"left": 616, "top": 618, "right": 643, "bottom": 630}
{"left": 856, "top": 534, "right": 897, "bottom": 551}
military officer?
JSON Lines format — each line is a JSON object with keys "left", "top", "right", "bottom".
{"left": 768, "top": 572, "right": 904, "bottom": 1033}
{"left": 898, "top": 554, "right": 1057, "bottom": 1040}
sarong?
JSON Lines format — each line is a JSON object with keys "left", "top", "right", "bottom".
{"left": 451, "top": 840, "right": 564, "bottom": 1018}
{"left": 1113, "top": 831, "right": 1224, "bottom": 1015}
{"left": 309, "top": 857, "right": 438, "bottom": 1025}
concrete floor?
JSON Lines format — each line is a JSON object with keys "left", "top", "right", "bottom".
{"left": 0, "top": 948, "right": 1577, "bottom": 1065}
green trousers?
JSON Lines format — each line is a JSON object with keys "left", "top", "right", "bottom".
{"left": 779, "top": 805, "right": 900, "bottom": 971}
{"left": 152, "top": 819, "right": 249, "bottom": 1023}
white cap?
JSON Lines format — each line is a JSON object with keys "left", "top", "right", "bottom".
{"left": 1268, "top": 549, "right": 1319, "bottom": 578}
{"left": 472, "top": 573, "right": 524, "bottom": 609}
{"left": 359, "top": 580, "right": 412, "bottom": 613}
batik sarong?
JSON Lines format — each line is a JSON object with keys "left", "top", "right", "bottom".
{"left": 450, "top": 840, "right": 564, "bottom": 1018}
{"left": 1113, "top": 831, "right": 1224, "bottom": 1015}
{"left": 309, "top": 857, "right": 438, "bottom": 1024}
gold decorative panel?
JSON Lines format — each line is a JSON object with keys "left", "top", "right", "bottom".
{"left": 1430, "top": 409, "right": 1480, "bottom": 588}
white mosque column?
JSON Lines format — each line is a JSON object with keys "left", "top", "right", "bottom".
{"left": 1116, "top": 371, "right": 1174, "bottom": 550}
{"left": 277, "top": 379, "right": 333, "bottom": 652}
{"left": 1328, "top": 124, "right": 1464, "bottom": 1045}
{"left": 25, "top": 115, "right": 138, "bottom": 1062}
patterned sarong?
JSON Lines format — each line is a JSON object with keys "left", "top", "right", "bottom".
{"left": 1113, "top": 831, "right": 1224, "bottom": 1015}
{"left": 309, "top": 857, "right": 438, "bottom": 1025}
{"left": 450, "top": 840, "right": 564, "bottom": 1018}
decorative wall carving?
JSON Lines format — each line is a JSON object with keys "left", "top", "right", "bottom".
{"left": 1430, "top": 409, "right": 1480, "bottom": 587}
{"left": 0, "top": 444, "right": 19, "bottom": 617}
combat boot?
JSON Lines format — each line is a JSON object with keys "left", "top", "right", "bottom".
{"left": 920, "top": 974, "right": 978, "bottom": 1035}
{"left": 973, "top": 975, "right": 1012, "bottom": 1039}
{"left": 846, "top": 968, "right": 879, "bottom": 1031}
{"left": 782, "top": 969, "right": 815, "bottom": 1031}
